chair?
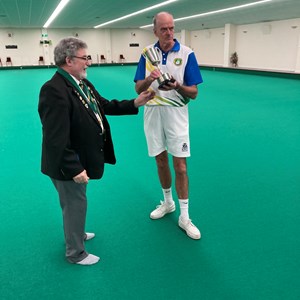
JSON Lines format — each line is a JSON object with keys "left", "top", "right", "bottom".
{"left": 6, "top": 57, "right": 12, "bottom": 66}
{"left": 100, "top": 55, "right": 106, "bottom": 63}
{"left": 38, "top": 56, "right": 44, "bottom": 65}
{"left": 119, "top": 54, "right": 125, "bottom": 63}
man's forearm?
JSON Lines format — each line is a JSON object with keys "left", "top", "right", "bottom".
{"left": 175, "top": 84, "right": 198, "bottom": 99}
{"left": 135, "top": 77, "right": 154, "bottom": 94}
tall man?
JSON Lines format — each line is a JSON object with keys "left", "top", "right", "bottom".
{"left": 38, "top": 37, "right": 154, "bottom": 265}
{"left": 134, "top": 12, "right": 203, "bottom": 239}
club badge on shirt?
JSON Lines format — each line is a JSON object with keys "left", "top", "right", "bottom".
{"left": 173, "top": 58, "right": 183, "bottom": 66}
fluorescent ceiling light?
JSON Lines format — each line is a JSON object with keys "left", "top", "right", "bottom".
{"left": 43, "top": 0, "right": 70, "bottom": 28}
{"left": 94, "top": 0, "right": 178, "bottom": 28}
{"left": 140, "top": 0, "right": 273, "bottom": 28}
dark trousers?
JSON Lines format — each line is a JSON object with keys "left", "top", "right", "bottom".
{"left": 51, "top": 178, "right": 88, "bottom": 263}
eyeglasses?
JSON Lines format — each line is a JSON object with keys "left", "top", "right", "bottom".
{"left": 73, "top": 55, "right": 91, "bottom": 61}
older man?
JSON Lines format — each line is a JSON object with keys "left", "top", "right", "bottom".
{"left": 38, "top": 37, "right": 154, "bottom": 265}
{"left": 134, "top": 12, "right": 203, "bottom": 239}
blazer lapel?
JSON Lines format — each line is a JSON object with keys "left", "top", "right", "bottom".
{"left": 73, "top": 87, "right": 102, "bottom": 127}
{"left": 59, "top": 73, "right": 102, "bottom": 128}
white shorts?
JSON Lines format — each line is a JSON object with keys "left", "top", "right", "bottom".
{"left": 144, "top": 106, "right": 190, "bottom": 157}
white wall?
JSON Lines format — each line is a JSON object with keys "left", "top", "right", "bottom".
{"left": 46, "top": 28, "right": 109, "bottom": 65}
{"left": 110, "top": 29, "right": 155, "bottom": 63}
{"left": 0, "top": 28, "right": 43, "bottom": 66}
{"left": 191, "top": 28, "right": 225, "bottom": 66}
{"left": 0, "top": 17, "right": 300, "bottom": 73}
{"left": 0, "top": 28, "right": 155, "bottom": 66}
{"left": 234, "top": 19, "right": 300, "bottom": 71}
{"left": 190, "top": 18, "right": 300, "bottom": 72}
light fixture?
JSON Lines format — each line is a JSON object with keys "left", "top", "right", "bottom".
{"left": 140, "top": 0, "right": 273, "bottom": 28}
{"left": 43, "top": 0, "right": 70, "bottom": 28}
{"left": 94, "top": 0, "right": 177, "bottom": 28}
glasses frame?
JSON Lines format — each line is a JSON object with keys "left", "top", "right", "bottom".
{"left": 73, "top": 55, "right": 91, "bottom": 62}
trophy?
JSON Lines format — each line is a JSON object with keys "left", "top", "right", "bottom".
{"left": 143, "top": 47, "right": 175, "bottom": 89}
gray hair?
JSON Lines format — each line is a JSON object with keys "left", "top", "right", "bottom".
{"left": 54, "top": 37, "right": 87, "bottom": 66}
{"left": 153, "top": 11, "right": 173, "bottom": 29}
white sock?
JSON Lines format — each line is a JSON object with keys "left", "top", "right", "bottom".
{"left": 179, "top": 199, "right": 189, "bottom": 220}
{"left": 162, "top": 188, "right": 174, "bottom": 205}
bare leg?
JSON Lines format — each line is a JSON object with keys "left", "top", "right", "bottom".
{"left": 173, "top": 156, "right": 188, "bottom": 199}
{"left": 150, "top": 151, "right": 175, "bottom": 219}
{"left": 155, "top": 150, "right": 172, "bottom": 189}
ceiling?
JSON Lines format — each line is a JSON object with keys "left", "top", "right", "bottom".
{"left": 0, "top": 0, "right": 299, "bottom": 31}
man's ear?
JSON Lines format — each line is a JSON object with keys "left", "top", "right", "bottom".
{"left": 65, "top": 56, "right": 73, "bottom": 66}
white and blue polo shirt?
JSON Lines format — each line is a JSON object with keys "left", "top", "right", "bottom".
{"left": 134, "top": 39, "right": 203, "bottom": 106}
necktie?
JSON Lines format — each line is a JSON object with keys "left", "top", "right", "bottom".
{"left": 79, "top": 81, "right": 96, "bottom": 111}
{"left": 79, "top": 81, "right": 104, "bottom": 132}
{"left": 79, "top": 81, "right": 84, "bottom": 91}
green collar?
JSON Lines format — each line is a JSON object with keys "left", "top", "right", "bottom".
{"left": 57, "top": 67, "right": 86, "bottom": 100}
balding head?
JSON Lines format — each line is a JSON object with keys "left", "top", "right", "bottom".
{"left": 153, "top": 12, "right": 174, "bottom": 30}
